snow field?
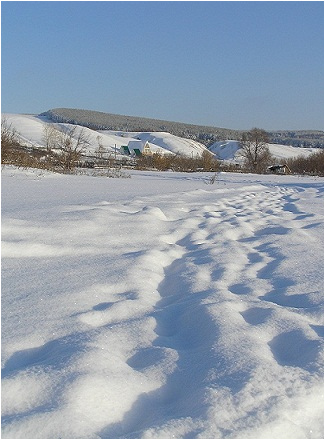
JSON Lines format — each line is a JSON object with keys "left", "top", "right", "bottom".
{"left": 1, "top": 168, "right": 323, "bottom": 438}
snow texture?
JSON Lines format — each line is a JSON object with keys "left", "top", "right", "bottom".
{"left": 1, "top": 166, "right": 324, "bottom": 439}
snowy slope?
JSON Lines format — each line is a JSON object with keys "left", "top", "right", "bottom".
{"left": 3, "top": 113, "right": 319, "bottom": 161}
{"left": 2, "top": 114, "right": 207, "bottom": 157}
{"left": 209, "top": 139, "right": 320, "bottom": 163}
{"left": 134, "top": 131, "right": 208, "bottom": 156}
{"left": 2, "top": 114, "right": 51, "bottom": 149}
{"left": 100, "top": 130, "right": 209, "bottom": 156}
{"left": 267, "top": 142, "right": 319, "bottom": 159}
{"left": 2, "top": 166, "right": 323, "bottom": 439}
{"left": 2, "top": 113, "right": 152, "bottom": 156}
{"left": 209, "top": 140, "right": 241, "bottom": 160}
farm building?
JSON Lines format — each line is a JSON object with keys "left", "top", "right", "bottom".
{"left": 122, "top": 140, "right": 152, "bottom": 156}
{"left": 267, "top": 164, "right": 291, "bottom": 174}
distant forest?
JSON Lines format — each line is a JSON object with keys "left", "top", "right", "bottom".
{"left": 40, "top": 108, "right": 324, "bottom": 149}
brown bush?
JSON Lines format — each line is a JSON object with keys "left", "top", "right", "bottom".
{"left": 286, "top": 150, "right": 324, "bottom": 176}
{"left": 136, "top": 151, "right": 219, "bottom": 172}
{"left": 1, "top": 119, "right": 60, "bottom": 170}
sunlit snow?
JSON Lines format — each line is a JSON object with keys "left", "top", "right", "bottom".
{"left": 1, "top": 165, "right": 323, "bottom": 439}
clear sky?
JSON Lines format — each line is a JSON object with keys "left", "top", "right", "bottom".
{"left": 1, "top": 1, "right": 324, "bottom": 130}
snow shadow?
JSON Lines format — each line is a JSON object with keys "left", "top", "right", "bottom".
{"left": 268, "top": 329, "right": 322, "bottom": 372}
{"left": 98, "top": 236, "right": 253, "bottom": 438}
{"left": 2, "top": 332, "right": 87, "bottom": 378}
{"left": 261, "top": 290, "right": 318, "bottom": 309}
{"left": 240, "top": 307, "right": 274, "bottom": 325}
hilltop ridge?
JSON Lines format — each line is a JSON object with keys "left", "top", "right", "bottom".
{"left": 40, "top": 108, "right": 239, "bottom": 145}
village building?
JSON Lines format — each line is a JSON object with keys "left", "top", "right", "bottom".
{"left": 121, "top": 140, "right": 152, "bottom": 157}
{"left": 267, "top": 164, "right": 291, "bottom": 174}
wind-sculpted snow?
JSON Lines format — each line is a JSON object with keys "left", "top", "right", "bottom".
{"left": 1, "top": 168, "right": 323, "bottom": 439}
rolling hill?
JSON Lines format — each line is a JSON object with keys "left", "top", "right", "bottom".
{"left": 41, "top": 107, "right": 324, "bottom": 148}
{"left": 3, "top": 112, "right": 321, "bottom": 164}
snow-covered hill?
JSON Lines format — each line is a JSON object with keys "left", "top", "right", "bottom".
{"left": 3, "top": 113, "right": 320, "bottom": 161}
{"left": 2, "top": 114, "right": 208, "bottom": 157}
{"left": 209, "top": 139, "right": 320, "bottom": 163}
{"left": 2, "top": 166, "right": 323, "bottom": 438}
{"left": 106, "top": 131, "right": 208, "bottom": 156}
{"left": 209, "top": 140, "right": 242, "bottom": 160}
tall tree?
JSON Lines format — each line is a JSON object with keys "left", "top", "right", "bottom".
{"left": 239, "top": 128, "right": 272, "bottom": 173}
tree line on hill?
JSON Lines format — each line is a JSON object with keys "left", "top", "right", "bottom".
{"left": 41, "top": 108, "right": 324, "bottom": 149}
{"left": 40, "top": 108, "right": 239, "bottom": 146}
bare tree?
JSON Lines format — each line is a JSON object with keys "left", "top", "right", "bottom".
{"left": 286, "top": 150, "right": 324, "bottom": 176}
{"left": 94, "top": 135, "right": 107, "bottom": 162}
{"left": 1, "top": 117, "right": 25, "bottom": 166}
{"left": 42, "top": 123, "right": 61, "bottom": 152}
{"left": 1, "top": 118, "right": 18, "bottom": 161}
{"left": 56, "top": 126, "right": 90, "bottom": 172}
{"left": 239, "top": 128, "right": 272, "bottom": 173}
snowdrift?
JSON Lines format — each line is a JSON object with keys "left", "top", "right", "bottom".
{"left": 2, "top": 167, "right": 324, "bottom": 439}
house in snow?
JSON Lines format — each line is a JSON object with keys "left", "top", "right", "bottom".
{"left": 121, "top": 140, "right": 152, "bottom": 157}
{"left": 267, "top": 164, "right": 291, "bottom": 174}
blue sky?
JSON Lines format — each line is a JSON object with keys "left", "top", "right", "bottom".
{"left": 1, "top": 1, "right": 324, "bottom": 130}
